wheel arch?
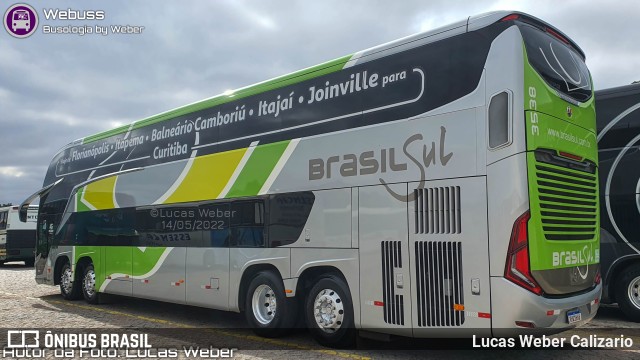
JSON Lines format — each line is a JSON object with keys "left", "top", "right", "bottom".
{"left": 53, "top": 255, "right": 71, "bottom": 285}
{"left": 605, "top": 255, "right": 640, "bottom": 303}
{"left": 295, "top": 266, "right": 349, "bottom": 300}
{"left": 238, "top": 264, "right": 283, "bottom": 312}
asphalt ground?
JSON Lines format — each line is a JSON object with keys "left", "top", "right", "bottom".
{"left": 1, "top": 261, "right": 639, "bottom": 360}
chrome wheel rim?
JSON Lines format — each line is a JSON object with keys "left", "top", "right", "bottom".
{"left": 628, "top": 276, "right": 640, "bottom": 309}
{"left": 252, "top": 284, "right": 276, "bottom": 325}
{"left": 84, "top": 268, "right": 96, "bottom": 298}
{"left": 313, "top": 288, "right": 344, "bottom": 333}
{"left": 61, "top": 266, "right": 73, "bottom": 294}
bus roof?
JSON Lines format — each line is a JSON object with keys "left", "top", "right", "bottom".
{"left": 595, "top": 83, "right": 640, "bottom": 99}
{"left": 63, "top": 11, "right": 578, "bottom": 149}
{"left": 0, "top": 205, "right": 38, "bottom": 212}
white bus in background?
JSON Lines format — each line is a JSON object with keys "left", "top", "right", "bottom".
{"left": 0, "top": 205, "right": 38, "bottom": 266}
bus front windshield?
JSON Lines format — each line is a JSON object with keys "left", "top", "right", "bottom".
{"left": 14, "top": 11, "right": 29, "bottom": 21}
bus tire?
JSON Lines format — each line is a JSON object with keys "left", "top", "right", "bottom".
{"left": 305, "top": 274, "right": 355, "bottom": 348}
{"left": 615, "top": 263, "right": 640, "bottom": 322}
{"left": 82, "top": 263, "right": 100, "bottom": 304}
{"left": 24, "top": 259, "right": 35, "bottom": 267}
{"left": 245, "top": 271, "right": 297, "bottom": 338}
{"left": 59, "top": 261, "right": 81, "bottom": 300}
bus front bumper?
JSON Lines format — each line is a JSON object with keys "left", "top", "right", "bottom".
{"left": 491, "top": 277, "right": 601, "bottom": 337}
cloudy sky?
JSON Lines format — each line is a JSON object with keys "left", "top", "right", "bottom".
{"left": 0, "top": 0, "right": 638, "bottom": 205}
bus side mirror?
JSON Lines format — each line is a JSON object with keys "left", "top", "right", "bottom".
{"left": 17, "top": 178, "right": 65, "bottom": 222}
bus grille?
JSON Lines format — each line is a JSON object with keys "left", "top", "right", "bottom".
{"left": 534, "top": 159, "right": 598, "bottom": 241}
{"left": 415, "top": 241, "right": 464, "bottom": 327}
{"left": 381, "top": 241, "right": 404, "bottom": 325}
{"left": 414, "top": 186, "right": 461, "bottom": 234}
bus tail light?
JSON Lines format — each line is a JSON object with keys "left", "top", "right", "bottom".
{"left": 515, "top": 321, "right": 536, "bottom": 328}
{"left": 500, "top": 14, "right": 520, "bottom": 22}
{"left": 594, "top": 268, "right": 601, "bottom": 285}
{"left": 545, "top": 27, "right": 570, "bottom": 45}
{"left": 504, "top": 211, "right": 543, "bottom": 295}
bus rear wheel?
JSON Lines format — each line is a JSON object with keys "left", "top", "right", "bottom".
{"left": 305, "top": 274, "right": 355, "bottom": 348}
{"left": 245, "top": 271, "right": 297, "bottom": 337}
{"left": 615, "top": 263, "right": 640, "bottom": 322}
{"left": 82, "top": 263, "right": 99, "bottom": 304}
{"left": 24, "top": 259, "right": 34, "bottom": 267}
{"left": 59, "top": 261, "right": 81, "bottom": 300}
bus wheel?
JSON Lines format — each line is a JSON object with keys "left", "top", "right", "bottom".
{"left": 24, "top": 259, "right": 35, "bottom": 267}
{"left": 305, "top": 274, "right": 355, "bottom": 348}
{"left": 59, "top": 262, "right": 81, "bottom": 300}
{"left": 245, "top": 271, "right": 296, "bottom": 337}
{"left": 615, "top": 263, "right": 640, "bottom": 322}
{"left": 82, "top": 263, "right": 99, "bottom": 304}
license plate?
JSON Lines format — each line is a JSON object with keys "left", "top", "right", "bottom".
{"left": 567, "top": 309, "right": 582, "bottom": 324}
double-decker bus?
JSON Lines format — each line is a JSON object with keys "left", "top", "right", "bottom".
{"left": 595, "top": 83, "right": 640, "bottom": 321}
{"left": 0, "top": 205, "right": 37, "bottom": 266}
{"left": 21, "top": 11, "right": 600, "bottom": 346}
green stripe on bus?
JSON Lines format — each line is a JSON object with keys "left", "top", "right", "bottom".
{"left": 225, "top": 140, "right": 290, "bottom": 198}
{"left": 82, "top": 54, "right": 353, "bottom": 144}
{"left": 76, "top": 188, "right": 91, "bottom": 212}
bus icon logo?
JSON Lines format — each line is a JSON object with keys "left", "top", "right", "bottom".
{"left": 4, "top": 3, "right": 38, "bottom": 38}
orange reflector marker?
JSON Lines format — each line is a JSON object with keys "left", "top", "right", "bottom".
{"left": 179, "top": 279, "right": 184, "bottom": 283}
{"left": 454, "top": 304, "right": 465, "bottom": 311}
{"left": 285, "top": 289, "right": 293, "bottom": 294}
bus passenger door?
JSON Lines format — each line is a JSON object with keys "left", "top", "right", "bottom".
{"left": 102, "top": 209, "right": 135, "bottom": 296}
{"left": 408, "top": 177, "right": 491, "bottom": 337}
{"left": 133, "top": 247, "right": 186, "bottom": 304}
{"left": 185, "top": 203, "right": 231, "bottom": 310}
{"left": 104, "top": 247, "right": 132, "bottom": 296}
{"left": 358, "top": 183, "right": 413, "bottom": 337}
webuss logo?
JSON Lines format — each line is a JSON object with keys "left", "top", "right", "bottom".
{"left": 4, "top": 3, "right": 38, "bottom": 38}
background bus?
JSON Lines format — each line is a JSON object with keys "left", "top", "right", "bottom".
{"left": 22, "top": 11, "right": 600, "bottom": 347}
{"left": 0, "top": 205, "right": 37, "bottom": 267}
{"left": 596, "top": 83, "right": 640, "bottom": 321}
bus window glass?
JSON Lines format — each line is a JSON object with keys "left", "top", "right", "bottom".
{"left": 230, "top": 201, "right": 265, "bottom": 247}
{"left": 268, "top": 192, "right": 315, "bottom": 246}
{"left": 0, "top": 211, "right": 7, "bottom": 230}
{"left": 135, "top": 206, "right": 202, "bottom": 247}
{"left": 199, "top": 203, "right": 230, "bottom": 247}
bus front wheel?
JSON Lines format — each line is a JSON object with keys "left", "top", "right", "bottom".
{"left": 305, "top": 274, "right": 355, "bottom": 348}
{"left": 82, "top": 263, "right": 99, "bottom": 304}
{"left": 615, "top": 263, "right": 640, "bottom": 322}
{"left": 59, "top": 261, "right": 81, "bottom": 300}
{"left": 245, "top": 271, "right": 297, "bottom": 337}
